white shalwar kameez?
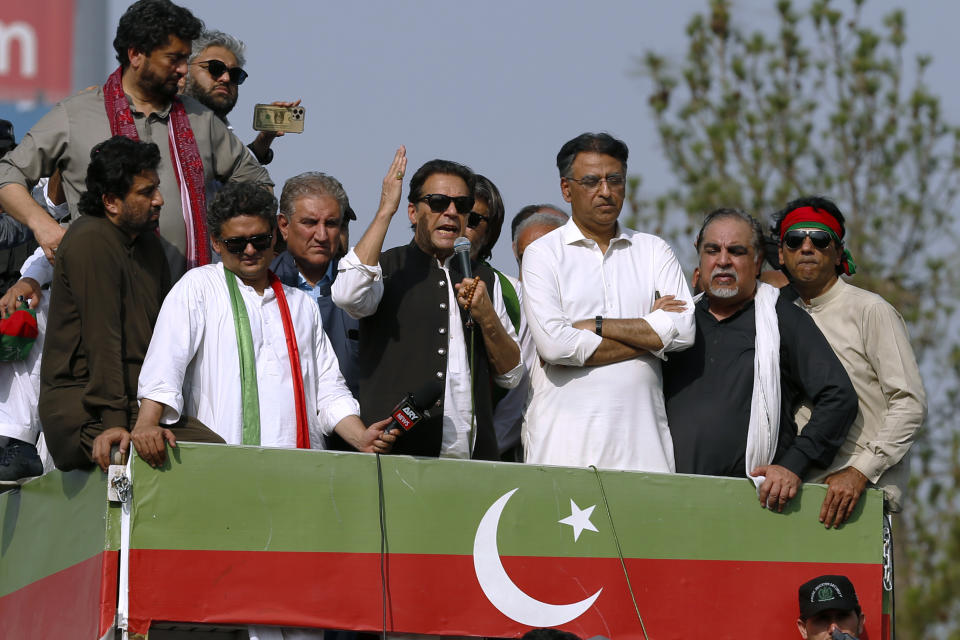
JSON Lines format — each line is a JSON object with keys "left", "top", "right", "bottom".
{"left": 520, "top": 219, "right": 695, "bottom": 472}
{"left": 139, "top": 263, "right": 359, "bottom": 448}
{"left": 139, "top": 264, "right": 357, "bottom": 640}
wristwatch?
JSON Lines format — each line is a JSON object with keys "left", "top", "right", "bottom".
{"left": 595, "top": 315, "right": 603, "bottom": 336}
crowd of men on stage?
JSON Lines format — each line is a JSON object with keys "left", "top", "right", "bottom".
{"left": 0, "top": 0, "right": 927, "bottom": 544}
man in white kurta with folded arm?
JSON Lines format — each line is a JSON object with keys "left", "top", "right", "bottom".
{"left": 521, "top": 132, "right": 695, "bottom": 472}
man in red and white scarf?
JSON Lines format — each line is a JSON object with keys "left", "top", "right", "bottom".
{"left": 0, "top": 0, "right": 272, "bottom": 306}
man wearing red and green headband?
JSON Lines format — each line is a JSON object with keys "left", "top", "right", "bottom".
{"left": 774, "top": 196, "right": 926, "bottom": 527}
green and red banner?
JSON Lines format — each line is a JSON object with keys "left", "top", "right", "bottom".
{"left": 120, "top": 444, "right": 884, "bottom": 639}
{"left": 0, "top": 469, "right": 118, "bottom": 639}
{"left": 0, "top": 444, "right": 886, "bottom": 638}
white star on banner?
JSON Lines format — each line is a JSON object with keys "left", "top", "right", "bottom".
{"left": 558, "top": 499, "right": 599, "bottom": 542}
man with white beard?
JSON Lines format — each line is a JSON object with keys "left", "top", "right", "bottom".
{"left": 662, "top": 208, "right": 857, "bottom": 511}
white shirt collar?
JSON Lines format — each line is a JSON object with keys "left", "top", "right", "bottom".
{"left": 560, "top": 216, "right": 635, "bottom": 247}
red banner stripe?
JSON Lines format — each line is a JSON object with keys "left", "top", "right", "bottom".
{"left": 128, "top": 549, "right": 881, "bottom": 639}
{"left": 0, "top": 551, "right": 117, "bottom": 639}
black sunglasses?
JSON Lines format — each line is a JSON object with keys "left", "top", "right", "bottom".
{"left": 418, "top": 194, "right": 474, "bottom": 214}
{"left": 783, "top": 229, "right": 834, "bottom": 250}
{"left": 196, "top": 59, "right": 248, "bottom": 85}
{"left": 221, "top": 233, "right": 273, "bottom": 254}
{"left": 466, "top": 211, "right": 490, "bottom": 229}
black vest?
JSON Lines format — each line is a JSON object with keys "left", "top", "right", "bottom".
{"left": 358, "top": 242, "right": 499, "bottom": 460}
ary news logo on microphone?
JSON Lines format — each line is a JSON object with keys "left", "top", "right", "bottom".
{"left": 391, "top": 400, "right": 423, "bottom": 432}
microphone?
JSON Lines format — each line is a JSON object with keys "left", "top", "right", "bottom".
{"left": 385, "top": 379, "right": 444, "bottom": 434}
{"left": 453, "top": 236, "right": 472, "bottom": 280}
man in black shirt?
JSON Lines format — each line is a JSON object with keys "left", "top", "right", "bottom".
{"left": 663, "top": 208, "right": 857, "bottom": 511}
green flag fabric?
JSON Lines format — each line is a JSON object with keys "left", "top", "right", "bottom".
{"left": 224, "top": 269, "right": 260, "bottom": 445}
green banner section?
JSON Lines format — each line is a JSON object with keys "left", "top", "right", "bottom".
{"left": 129, "top": 443, "right": 882, "bottom": 565}
{"left": 0, "top": 470, "right": 117, "bottom": 597}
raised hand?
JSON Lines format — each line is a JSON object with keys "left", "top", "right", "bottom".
{"left": 378, "top": 146, "right": 408, "bottom": 216}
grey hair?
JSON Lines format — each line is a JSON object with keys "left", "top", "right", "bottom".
{"left": 695, "top": 207, "right": 764, "bottom": 258}
{"left": 190, "top": 29, "right": 246, "bottom": 67}
{"left": 278, "top": 172, "right": 350, "bottom": 227}
{"left": 512, "top": 210, "right": 568, "bottom": 252}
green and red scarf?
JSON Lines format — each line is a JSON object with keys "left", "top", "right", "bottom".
{"left": 225, "top": 269, "right": 310, "bottom": 448}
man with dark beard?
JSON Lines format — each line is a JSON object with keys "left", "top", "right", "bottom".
{"left": 39, "top": 137, "right": 224, "bottom": 472}
{"left": 662, "top": 208, "right": 856, "bottom": 512}
{"left": 181, "top": 29, "right": 298, "bottom": 166}
{"left": 0, "top": 0, "right": 272, "bottom": 285}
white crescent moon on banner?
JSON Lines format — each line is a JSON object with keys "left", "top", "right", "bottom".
{"left": 472, "top": 488, "right": 603, "bottom": 627}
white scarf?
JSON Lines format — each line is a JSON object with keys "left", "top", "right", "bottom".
{"left": 745, "top": 282, "right": 781, "bottom": 490}
{"left": 693, "top": 282, "right": 781, "bottom": 491}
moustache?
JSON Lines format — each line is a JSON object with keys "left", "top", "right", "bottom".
{"left": 711, "top": 267, "right": 738, "bottom": 282}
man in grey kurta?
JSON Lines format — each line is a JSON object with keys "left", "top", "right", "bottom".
{"left": 0, "top": 0, "right": 272, "bottom": 282}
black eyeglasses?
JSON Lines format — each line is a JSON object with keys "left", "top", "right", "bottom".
{"left": 466, "top": 211, "right": 490, "bottom": 229}
{"left": 566, "top": 174, "right": 626, "bottom": 190}
{"left": 783, "top": 229, "right": 834, "bottom": 250}
{"left": 195, "top": 59, "right": 248, "bottom": 85}
{"left": 221, "top": 233, "right": 273, "bottom": 254}
{"left": 418, "top": 194, "right": 474, "bottom": 214}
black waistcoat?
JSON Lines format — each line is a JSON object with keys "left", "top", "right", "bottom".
{"left": 357, "top": 241, "right": 499, "bottom": 460}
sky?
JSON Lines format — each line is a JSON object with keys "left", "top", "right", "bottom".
{"left": 77, "top": 0, "right": 960, "bottom": 274}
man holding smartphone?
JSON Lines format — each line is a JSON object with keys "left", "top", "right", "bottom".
{"left": 181, "top": 29, "right": 299, "bottom": 166}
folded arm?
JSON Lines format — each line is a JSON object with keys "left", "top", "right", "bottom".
{"left": 570, "top": 293, "right": 690, "bottom": 366}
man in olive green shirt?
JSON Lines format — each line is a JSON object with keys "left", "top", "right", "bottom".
{"left": 0, "top": 0, "right": 272, "bottom": 287}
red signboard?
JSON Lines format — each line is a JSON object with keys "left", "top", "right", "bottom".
{"left": 0, "top": 0, "right": 74, "bottom": 102}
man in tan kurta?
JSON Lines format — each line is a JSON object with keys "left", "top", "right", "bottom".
{"left": 774, "top": 196, "right": 926, "bottom": 527}
{"left": 0, "top": 0, "right": 271, "bottom": 284}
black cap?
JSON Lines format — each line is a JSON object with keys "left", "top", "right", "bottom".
{"left": 0, "top": 119, "right": 15, "bottom": 157}
{"left": 798, "top": 575, "right": 859, "bottom": 618}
